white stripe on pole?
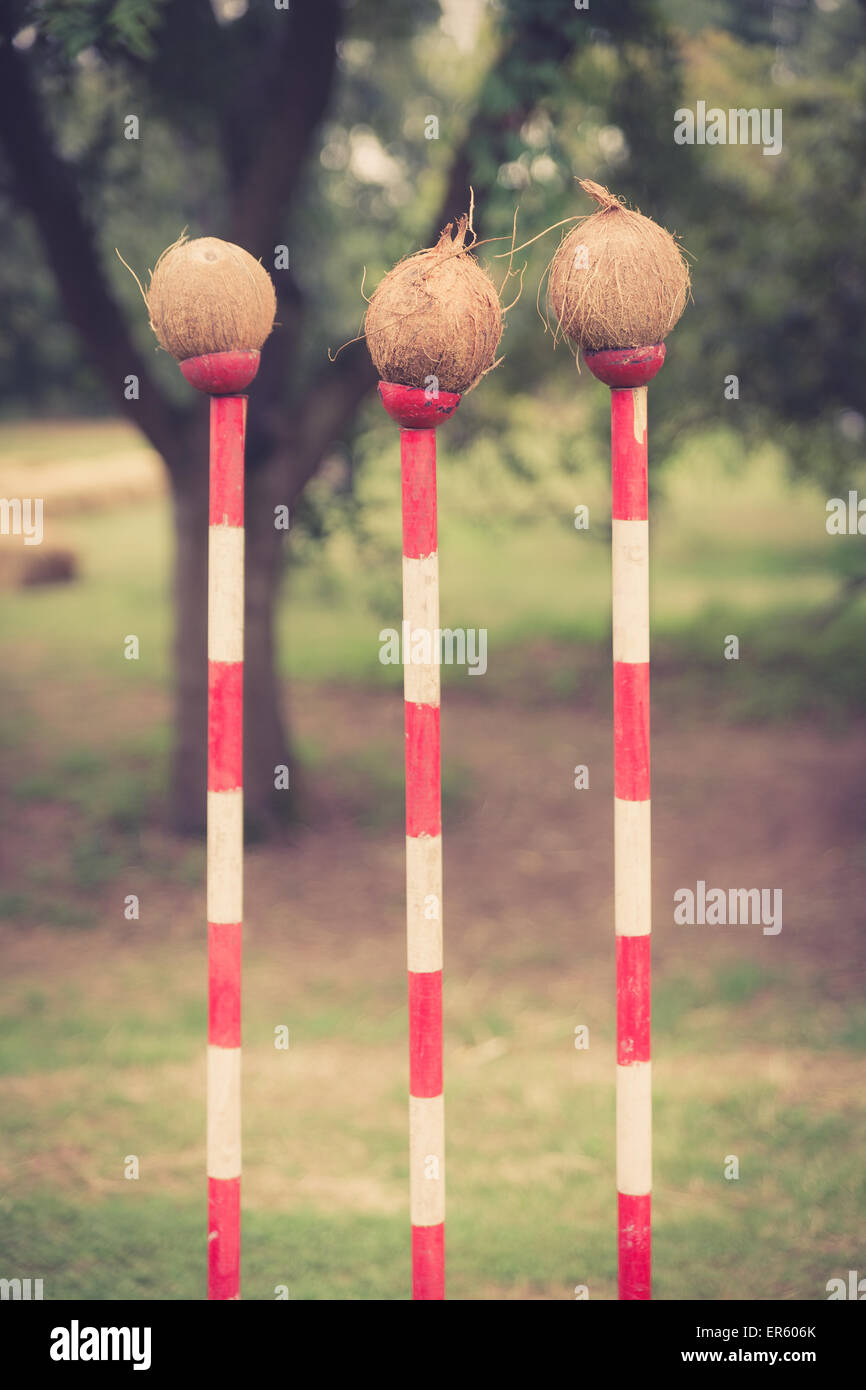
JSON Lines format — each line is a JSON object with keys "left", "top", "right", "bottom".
{"left": 405, "top": 834, "right": 443, "bottom": 973}
{"left": 409, "top": 1094, "right": 446, "bottom": 1226}
{"left": 616, "top": 1061, "right": 652, "bottom": 1195}
{"left": 207, "top": 1045, "right": 242, "bottom": 1179}
{"left": 402, "top": 553, "right": 440, "bottom": 707}
{"left": 614, "top": 799, "right": 652, "bottom": 937}
{"left": 207, "top": 789, "right": 243, "bottom": 924}
{"left": 612, "top": 520, "right": 650, "bottom": 664}
{"left": 208, "top": 527, "right": 245, "bottom": 663}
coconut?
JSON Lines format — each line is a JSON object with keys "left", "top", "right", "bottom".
{"left": 547, "top": 180, "right": 690, "bottom": 352}
{"left": 145, "top": 235, "right": 276, "bottom": 361}
{"left": 364, "top": 216, "right": 503, "bottom": 395}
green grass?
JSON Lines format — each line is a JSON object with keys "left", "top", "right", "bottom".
{"left": 1, "top": 418, "right": 864, "bottom": 1299}
{"left": 1, "top": 418, "right": 857, "bottom": 708}
{"left": 0, "top": 1195, "right": 419, "bottom": 1300}
{"left": 2, "top": 1011, "right": 862, "bottom": 1298}
{"left": 0, "top": 912, "right": 863, "bottom": 1300}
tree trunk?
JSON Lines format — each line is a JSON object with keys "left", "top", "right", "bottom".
{"left": 168, "top": 420, "right": 209, "bottom": 835}
{"left": 243, "top": 449, "right": 296, "bottom": 837}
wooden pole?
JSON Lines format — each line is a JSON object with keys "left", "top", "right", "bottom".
{"left": 585, "top": 343, "right": 665, "bottom": 1301}
{"left": 179, "top": 348, "right": 260, "bottom": 1301}
{"left": 378, "top": 380, "right": 460, "bottom": 1300}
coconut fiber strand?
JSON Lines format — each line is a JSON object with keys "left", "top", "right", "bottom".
{"left": 147, "top": 236, "right": 276, "bottom": 361}
{"left": 548, "top": 180, "right": 690, "bottom": 352}
{"left": 365, "top": 216, "right": 502, "bottom": 395}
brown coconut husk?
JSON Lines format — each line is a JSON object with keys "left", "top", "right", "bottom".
{"left": 143, "top": 235, "right": 276, "bottom": 360}
{"left": 364, "top": 216, "right": 503, "bottom": 394}
{"left": 547, "top": 180, "right": 690, "bottom": 352}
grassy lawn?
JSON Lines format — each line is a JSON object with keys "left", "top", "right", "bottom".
{"left": 1, "top": 926, "right": 863, "bottom": 1300}
{"left": 0, "top": 418, "right": 863, "bottom": 1299}
{"left": 3, "top": 417, "right": 861, "bottom": 702}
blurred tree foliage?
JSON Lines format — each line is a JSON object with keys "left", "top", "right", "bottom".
{"left": 1, "top": 0, "right": 864, "bottom": 830}
{"left": 1, "top": 0, "right": 863, "bottom": 494}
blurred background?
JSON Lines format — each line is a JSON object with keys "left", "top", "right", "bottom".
{"left": 1, "top": 0, "right": 864, "bottom": 1299}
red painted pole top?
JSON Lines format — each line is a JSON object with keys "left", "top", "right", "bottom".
{"left": 378, "top": 381, "right": 461, "bottom": 430}
{"left": 180, "top": 349, "right": 261, "bottom": 395}
{"left": 584, "top": 343, "right": 665, "bottom": 390}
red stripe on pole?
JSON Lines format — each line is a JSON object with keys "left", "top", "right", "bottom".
{"left": 618, "top": 1191, "right": 651, "bottom": 1300}
{"left": 611, "top": 391, "right": 647, "bottom": 521}
{"left": 208, "top": 1175, "right": 240, "bottom": 1300}
{"left": 408, "top": 970, "right": 443, "bottom": 1097}
{"left": 616, "top": 935, "right": 650, "bottom": 1065}
{"left": 613, "top": 661, "right": 650, "bottom": 801}
{"left": 209, "top": 396, "right": 246, "bottom": 527}
{"left": 405, "top": 702, "right": 441, "bottom": 837}
{"left": 208, "top": 661, "right": 243, "bottom": 791}
{"left": 401, "top": 429, "right": 437, "bottom": 558}
{"left": 208, "top": 922, "right": 242, "bottom": 1047}
{"left": 411, "top": 1223, "right": 445, "bottom": 1300}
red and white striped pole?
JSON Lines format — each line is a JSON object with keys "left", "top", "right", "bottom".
{"left": 378, "top": 380, "right": 461, "bottom": 1301}
{"left": 180, "top": 349, "right": 259, "bottom": 1301}
{"left": 585, "top": 343, "right": 665, "bottom": 1301}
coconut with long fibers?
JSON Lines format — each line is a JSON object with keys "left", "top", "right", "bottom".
{"left": 364, "top": 215, "right": 503, "bottom": 394}
{"left": 145, "top": 235, "right": 276, "bottom": 361}
{"left": 547, "top": 179, "right": 690, "bottom": 352}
